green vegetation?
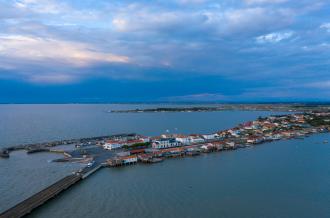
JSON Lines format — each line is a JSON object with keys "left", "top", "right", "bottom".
{"left": 122, "top": 142, "right": 151, "bottom": 149}
{"left": 306, "top": 115, "right": 330, "bottom": 127}
{"left": 113, "top": 107, "right": 221, "bottom": 113}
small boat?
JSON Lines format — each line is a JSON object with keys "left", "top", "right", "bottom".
{"left": 323, "top": 140, "right": 328, "bottom": 144}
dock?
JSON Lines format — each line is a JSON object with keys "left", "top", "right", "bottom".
{"left": 0, "top": 174, "right": 81, "bottom": 218}
{"left": 81, "top": 165, "right": 103, "bottom": 179}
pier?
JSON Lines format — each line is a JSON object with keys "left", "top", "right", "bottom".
{"left": 81, "top": 165, "right": 103, "bottom": 179}
{"left": 0, "top": 174, "right": 81, "bottom": 218}
{"left": 0, "top": 159, "right": 107, "bottom": 218}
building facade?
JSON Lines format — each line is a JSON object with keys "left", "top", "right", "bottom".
{"left": 152, "top": 138, "right": 180, "bottom": 149}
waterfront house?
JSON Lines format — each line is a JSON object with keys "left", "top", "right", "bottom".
{"left": 246, "top": 136, "right": 263, "bottom": 144}
{"left": 224, "top": 142, "right": 235, "bottom": 149}
{"left": 161, "top": 147, "right": 185, "bottom": 157}
{"left": 212, "top": 141, "right": 225, "bottom": 150}
{"left": 121, "top": 155, "right": 138, "bottom": 164}
{"left": 200, "top": 143, "right": 217, "bottom": 152}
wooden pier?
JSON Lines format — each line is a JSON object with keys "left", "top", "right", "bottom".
{"left": 0, "top": 174, "right": 81, "bottom": 218}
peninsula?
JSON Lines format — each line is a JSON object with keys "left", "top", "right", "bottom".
{"left": 1, "top": 111, "right": 330, "bottom": 217}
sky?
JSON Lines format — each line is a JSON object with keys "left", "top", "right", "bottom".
{"left": 0, "top": 0, "right": 330, "bottom": 103}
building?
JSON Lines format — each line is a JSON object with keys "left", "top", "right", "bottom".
{"left": 175, "top": 135, "right": 191, "bottom": 145}
{"left": 121, "top": 155, "right": 138, "bottom": 164}
{"left": 103, "top": 140, "right": 123, "bottom": 150}
{"left": 125, "top": 139, "right": 146, "bottom": 146}
{"left": 188, "top": 135, "right": 205, "bottom": 144}
{"left": 228, "top": 129, "right": 241, "bottom": 137}
{"left": 152, "top": 138, "right": 180, "bottom": 149}
{"left": 111, "top": 133, "right": 139, "bottom": 141}
{"left": 201, "top": 133, "right": 219, "bottom": 140}
{"left": 224, "top": 142, "right": 235, "bottom": 149}
{"left": 246, "top": 137, "right": 263, "bottom": 144}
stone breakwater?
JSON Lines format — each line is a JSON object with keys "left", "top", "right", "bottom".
{"left": 0, "top": 133, "right": 137, "bottom": 158}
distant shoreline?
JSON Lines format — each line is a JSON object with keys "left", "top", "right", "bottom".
{"left": 109, "top": 104, "right": 330, "bottom": 113}
{"left": 1, "top": 102, "right": 330, "bottom": 105}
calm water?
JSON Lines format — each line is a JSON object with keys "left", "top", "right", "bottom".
{"left": 0, "top": 104, "right": 283, "bottom": 148}
{"left": 0, "top": 104, "right": 329, "bottom": 217}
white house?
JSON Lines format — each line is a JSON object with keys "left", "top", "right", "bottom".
{"left": 201, "top": 133, "right": 219, "bottom": 140}
{"left": 175, "top": 135, "right": 191, "bottom": 145}
{"left": 228, "top": 129, "right": 240, "bottom": 137}
{"left": 225, "top": 142, "right": 235, "bottom": 149}
{"left": 103, "top": 141, "right": 123, "bottom": 150}
{"left": 152, "top": 138, "right": 180, "bottom": 149}
{"left": 138, "top": 136, "right": 151, "bottom": 143}
{"left": 188, "top": 135, "right": 205, "bottom": 144}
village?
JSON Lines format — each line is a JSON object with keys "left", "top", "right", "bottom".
{"left": 1, "top": 112, "right": 330, "bottom": 168}
{"left": 102, "top": 112, "right": 330, "bottom": 167}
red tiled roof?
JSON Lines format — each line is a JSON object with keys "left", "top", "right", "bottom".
{"left": 120, "top": 155, "right": 137, "bottom": 160}
{"left": 130, "top": 149, "right": 145, "bottom": 154}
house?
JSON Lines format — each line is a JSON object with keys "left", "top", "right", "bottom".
{"left": 117, "top": 151, "right": 130, "bottom": 157}
{"left": 224, "top": 142, "right": 235, "bottom": 149}
{"left": 247, "top": 137, "right": 263, "bottom": 144}
{"left": 228, "top": 129, "right": 241, "bottom": 137}
{"left": 121, "top": 155, "right": 138, "bottom": 164}
{"left": 201, "top": 133, "right": 219, "bottom": 140}
{"left": 103, "top": 140, "right": 123, "bottom": 150}
{"left": 111, "top": 133, "right": 139, "bottom": 141}
{"left": 188, "top": 135, "right": 205, "bottom": 144}
{"left": 130, "top": 149, "right": 145, "bottom": 154}
{"left": 200, "top": 143, "right": 217, "bottom": 152}
{"left": 125, "top": 139, "right": 146, "bottom": 146}
{"left": 175, "top": 135, "right": 190, "bottom": 145}
{"left": 140, "top": 136, "right": 151, "bottom": 143}
{"left": 212, "top": 141, "right": 225, "bottom": 150}
{"left": 152, "top": 138, "right": 180, "bottom": 149}
{"left": 242, "top": 121, "right": 253, "bottom": 130}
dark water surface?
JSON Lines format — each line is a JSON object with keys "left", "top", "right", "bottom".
{"left": 0, "top": 104, "right": 329, "bottom": 217}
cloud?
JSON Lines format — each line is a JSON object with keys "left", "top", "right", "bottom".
{"left": 163, "top": 93, "right": 227, "bottom": 101}
{"left": 111, "top": 5, "right": 293, "bottom": 38}
{"left": 305, "top": 80, "right": 330, "bottom": 89}
{"left": 177, "top": 0, "right": 207, "bottom": 4}
{"left": 0, "top": 34, "right": 129, "bottom": 67}
{"left": 27, "top": 73, "right": 77, "bottom": 84}
{"left": 244, "top": 0, "right": 288, "bottom": 4}
{"left": 14, "top": 0, "right": 69, "bottom": 14}
{"left": 320, "top": 22, "right": 330, "bottom": 32}
{"left": 0, "top": 0, "right": 329, "bottom": 96}
{"left": 256, "top": 31, "right": 294, "bottom": 43}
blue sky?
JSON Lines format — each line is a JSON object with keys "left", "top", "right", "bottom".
{"left": 0, "top": 0, "right": 330, "bottom": 102}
